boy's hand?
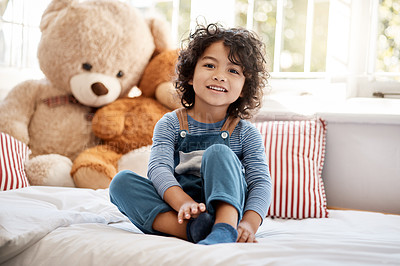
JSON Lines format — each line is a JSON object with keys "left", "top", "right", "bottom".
{"left": 162, "top": 186, "right": 207, "bottom": 224}
{"left": 177, "top": 201, "right": 206, "bottom": 224}
{"left": 236, "top": 210, "right": 261, "bottom": 243}
{"left": 237, "top": 220, "right": 257, "bottom": 243}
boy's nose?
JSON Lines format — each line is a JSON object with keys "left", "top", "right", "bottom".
{"left": 213, "top": 72, "right": 226, "bottom": 82}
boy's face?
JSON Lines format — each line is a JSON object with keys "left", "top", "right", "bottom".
{"left": 189, "top": 41, "right": 245, "bottom": 113}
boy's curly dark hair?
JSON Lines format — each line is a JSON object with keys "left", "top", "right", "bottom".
{"left": 175, "top": 23, "right": 269, "bottom": 119}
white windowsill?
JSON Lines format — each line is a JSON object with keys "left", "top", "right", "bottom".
{"left": 258, "top": 78, "right": 400, "bottom": 125}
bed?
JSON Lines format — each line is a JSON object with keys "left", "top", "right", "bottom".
{"left": 1, "top": 185, "right": 400, "bottom": 266}
{"left": 1, "top": 107, "right": 400, "bottom": 265}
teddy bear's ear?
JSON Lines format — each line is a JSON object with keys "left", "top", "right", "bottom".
{"left": 146, "top": 17, "right": 175, "bottom": 57}
{"left": 40, "top": 0, "right": 77, "bottom": 32}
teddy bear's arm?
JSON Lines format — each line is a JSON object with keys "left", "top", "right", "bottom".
{"left": 140, "top": 49, "right": 178, "bottom": 98}
{"left": 0, "top": 80, "right": 41, "bottom": 144}
{"left": 139, "top": 49, "right": 181, "bottom": 110}
{"left": 91, "top": 99, "right": 128, "bottom": 140}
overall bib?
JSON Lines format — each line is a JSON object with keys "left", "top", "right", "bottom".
{"left": 110, "top": 108, "right": 247, "bottom": 235}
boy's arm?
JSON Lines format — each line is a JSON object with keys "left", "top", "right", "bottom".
{"left": 163, "top": 186, "right": 194, "bottom": 211}
{"left": 237, "top": 123, "right": 272, "bottom": 242}
{"left": 241, "top": 124, "right": 272, "bottom": 214}
{"left": 148, "top": 113, "right": 181, "bottom": 196}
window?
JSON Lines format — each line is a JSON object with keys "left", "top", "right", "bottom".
{"left": 0, "top": 0, "right": 50, "bottom": 69}
{"left": 1, "top": 0, "right": 399, "bottom": 98}
{"left": 236, "top": 0, "right": 330, "bottom": 74}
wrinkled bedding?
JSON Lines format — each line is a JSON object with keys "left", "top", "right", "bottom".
{"left": 1, "top": 186, "right": 400, "bottom": 266}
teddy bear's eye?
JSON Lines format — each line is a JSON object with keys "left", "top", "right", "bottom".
{"left": 82, "top": 63, "right": 92, "bottom": 71}
{"left": 116, "top": 70, "right": 124, "bottom": 78}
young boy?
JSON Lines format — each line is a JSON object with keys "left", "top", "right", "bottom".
{"left": 110, "top": 23, "right": 272, "bottom": 245}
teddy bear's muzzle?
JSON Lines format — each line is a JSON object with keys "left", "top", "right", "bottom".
{"left": 70, "top": 72, "right": 122, "bottom": 107}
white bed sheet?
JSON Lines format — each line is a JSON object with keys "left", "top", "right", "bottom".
{"left": 1, "top": 186, "right": 400, "bottom": 266}
{"left": 0, "top": 186, "right": 127, "bottom": 263}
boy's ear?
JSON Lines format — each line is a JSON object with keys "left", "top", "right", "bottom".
{"left": 188, "top": 79, "right": 193, "bottom": 85}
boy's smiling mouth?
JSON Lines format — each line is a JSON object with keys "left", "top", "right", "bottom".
{"left": 207, "top": 85, "right": 227, "bottom": 92}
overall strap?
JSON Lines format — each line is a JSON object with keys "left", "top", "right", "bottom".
{"left": 176, "top": 108, "right": 189, "bottom": 131}
{"left": 176, "top": 108, "right": 240, "bottom": 135}
{"left": 221, "top": 116, "right": 241, "bottom": 136}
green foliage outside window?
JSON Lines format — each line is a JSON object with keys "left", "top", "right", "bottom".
{"left": 377, "top": 0, "right": 400, "bottom": 79}
{"left": 235, "top": 0, "right": 329, "bottom": 73}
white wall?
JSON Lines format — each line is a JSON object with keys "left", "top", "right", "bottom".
{"left": 322, "top": 120, "right": 400, "bottom": 214}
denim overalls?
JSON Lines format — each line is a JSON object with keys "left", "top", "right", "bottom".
{"left": 110, "top": 108, "right": 247, "bottom": 235}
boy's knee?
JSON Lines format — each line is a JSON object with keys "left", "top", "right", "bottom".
{"left": 109, "top": 170, "right": 131, "bottom": 197}
{"left": 202, "top": 144, "right": 240, "bottom": 175}
{"left": 203, "top": 144, "right": 232, "bottom": 160}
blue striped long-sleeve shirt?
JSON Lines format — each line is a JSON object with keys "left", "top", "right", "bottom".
{"left": 147, "top": 110, "right": 272, "bottom": 220}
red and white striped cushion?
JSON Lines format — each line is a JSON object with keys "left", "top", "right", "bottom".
{"left": 254, "top": 119, "right": 328, "bottom": 219}
{"left": 0, "top": 132, "right": 31, "bottom": 191}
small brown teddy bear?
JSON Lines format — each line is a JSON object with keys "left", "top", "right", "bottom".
{"left": 71, "top": 49, "right": 181, "bottom": 189}
{"left": 0, "top": 0, "right": 174, "bottom": 187}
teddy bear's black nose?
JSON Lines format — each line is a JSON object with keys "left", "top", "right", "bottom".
{"left": 91, "top": 82, "right": 109, "bottom": 96}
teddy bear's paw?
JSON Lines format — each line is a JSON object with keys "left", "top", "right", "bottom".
{"left": 73, "top": 167, "right": 112, "bottom": 190}
{"left": 25, "top": 154, "right": 75, "bottom": 187}
{"left": 155, "top": 81, "right": 181, "bottom": 110}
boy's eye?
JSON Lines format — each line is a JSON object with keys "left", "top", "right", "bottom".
{"left": 204, "top": 63, "right": 215, "bottom": 68}
{"left": 229, "top": 69, "right": 240, "bottom": 74}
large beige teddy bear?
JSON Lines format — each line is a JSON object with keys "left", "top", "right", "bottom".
{"left": 0, "top": 0, "right": 174, "bottom": 187}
